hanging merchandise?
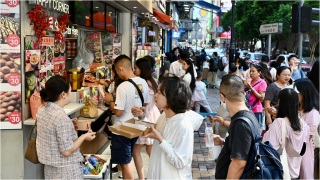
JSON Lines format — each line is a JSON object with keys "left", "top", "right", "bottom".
{"left": 27, "top": 5, "right": 52, "bottom": 47}
{"left": 55, "top": 14, "right": 70, "bottom": 43}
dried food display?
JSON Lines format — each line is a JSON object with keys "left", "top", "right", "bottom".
{"left": 0, "top": 16, "right": 20, "bottom": 44}
{"left": 0, "top": 53, "right": 21, "bottom": 83}
{"left": 0, "top": 91, "right": 21, "bottom": 121}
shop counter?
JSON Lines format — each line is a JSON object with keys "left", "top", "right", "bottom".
{"left": 23, "top": 103, "right": 85, "bottom": 125}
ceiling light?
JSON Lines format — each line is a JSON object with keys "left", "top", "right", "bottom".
{"left": 185, "top": 9, "right": 189, "bottom": 11}
{"left": 95, "top": 6, "right": 99, "bottom": 8}
{"left": 183, "top": 4, "right": 188, "bottom": 7}
{"left": 133, "top": 6, "right": 137, "bottom": 8}
{"left": 141, "top": 12, "right": 144, "bottom": 14}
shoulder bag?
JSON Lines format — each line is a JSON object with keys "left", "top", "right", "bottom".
{"left": 127, "top": 79, "right": 144, "bottom": 104}
{"left": 25, "top": 122, "right": 40, "bottom": 164}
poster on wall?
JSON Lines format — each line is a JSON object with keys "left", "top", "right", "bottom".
{"left": 101, "top": 32, "right": 113, "bottom": 65}
{"left": 0, "top": 0, "right": 22, "bottom": 129}
{"left": 84, "top": 32, "right": 103, "bottom": 71}
{"left": 112, "top": 34, "right": 121, "bottom": 59}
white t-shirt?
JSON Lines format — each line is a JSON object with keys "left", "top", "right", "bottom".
{"left": 222, "top": 56, "right": 229, "bottom": 73}
{"left": 169, "top": 61, "right": 185, "bottom": 77}
{"left": 183, "top": 73, "right": 192, "bottom": 86}
{"left": 113, "top": 77, "right": 150, "bottom": 124}
{"left": 192, "top": 81, "right": 206, "bottom": 101}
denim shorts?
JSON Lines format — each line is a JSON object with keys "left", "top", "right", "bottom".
{"left": 111, "top": 133, "right": 138, "bottom": 164}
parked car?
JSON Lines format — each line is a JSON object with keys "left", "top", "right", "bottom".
{"left": 277, "top": 54, "right": 312, "bottom": 73}
{"left": 245, "top": 52, "right": 266, "bottom": 63}
{"left": 237, "top": 50, "right": 249, "bottom": 59}
{"left": 204, "top": 48, "right": 226, "bottom": 58}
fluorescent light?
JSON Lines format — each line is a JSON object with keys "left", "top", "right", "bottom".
{"left": 141, "top": 12, "right": 144, "bottom": 14}
{"left": 133, "top": 6, "right": 137, "bottom": 8}
{"left": 95, "top": 6, "right": 99, "bottom": 8}
{"left": 183, "top": 4, "right": 188, "bottom": 7}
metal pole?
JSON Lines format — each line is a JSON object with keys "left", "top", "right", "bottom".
{"left": 196, "top": 23, "right": 198, "bottom": 52}
{"left": 229, "top": 0, "right": 235, "bottom": 66}
{"left": 268, "top": 34, "right": 271, "bottom": 58}
{"left": 298, "top": 0, "right": 304, "bottom": 68}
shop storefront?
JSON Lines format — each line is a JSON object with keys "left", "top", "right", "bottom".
{"left": 0, "top": 0, "right": 152, "bottom": 178}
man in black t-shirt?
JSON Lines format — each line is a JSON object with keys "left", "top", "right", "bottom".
{"left": 213, "top": 75, "right": 260, "bottom": 179}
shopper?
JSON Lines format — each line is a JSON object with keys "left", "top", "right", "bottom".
{"left": 36, "top": 75, "right": 96, "bottom": 179}
{"left": 133, "top": 76, "right": 203, "bottom": 179}
{"left": 264, "top": 66, "right": 291, "bottom": 126}
{"left": 207, "top": 52, "right": 219, "bottom": 89}
{"left": 193, "top": 74, "right": 212, "bottom": 113}
{"left": 294, "top": 78, "right": 320, "bottom": 179}
{"left": 288, "top": 55, "right": 307, "bottom": 80}
{"left": 308, "top": 60, "right": 319, "bottom": 92}
{"left": 181, "top": 56, "right": 196, "bottom": 92}
{"left": 261, "top": 55, "right": 277, "bottom": 81}
{"left": 214, "top": 75, "right": 260, "bottom": 179}
{"left": 243, "top": 63, "right": 268, "bottom": 134}
{"left": 221, "top": 52, "right": 229, "bottom": 77}
{"left": 132, "top": 57, "right": 160, "bottom": 180}
{"left": 263, "top": 88, "right": 309, "bottom": 179}
{"left": 102, "top": 55, "right": 150, "bottom": 179}
{"left": 169, "top": 51, "right": 185, "bottom": 78}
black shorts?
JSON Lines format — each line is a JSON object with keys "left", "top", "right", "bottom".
{"left": 111, "top": 133, "right": 138, "bottom": 164}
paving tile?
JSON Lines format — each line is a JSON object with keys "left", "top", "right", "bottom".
{"left": 199, "top": 165, "right": 207, "bottom": 171}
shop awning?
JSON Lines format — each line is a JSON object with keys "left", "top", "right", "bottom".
{"left": 195, "top": 0, "right": 221, "bottom": 12}
{"left": 153, "top": 9, "right": 172, "bottom": 25}
{"left": 151, "top": 18, "right": 178, "bottom": 31}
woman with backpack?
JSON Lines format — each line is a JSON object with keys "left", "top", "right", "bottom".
{"left": 263, "top": 88, "right": 309, "bottom": 179}
{"left": 243, "top": 63, "right": 268, "bottom": 134}
{"left": 294, "top": 78, "right": 320, "bottom": 179}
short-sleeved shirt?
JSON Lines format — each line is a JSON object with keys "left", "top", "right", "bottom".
{"left": 222, "top": 56, "right": 229, "bottom": 73}
{"left": 291, "top": 69, "right": 307, "bottom": 80}
{"left": 114, "top": 77, "right": 150, "bottom": 124}
{"left": 36, "top": 102, "right": 83, "bottom": 166}
{"left": 215, "top": 110, "right": 260, "bottom": 179}
{"left": 249, "top": 79, "right": 267, "bottom": 113}
{"left": 265, "top": 82, "right": 282, "bottom": 107}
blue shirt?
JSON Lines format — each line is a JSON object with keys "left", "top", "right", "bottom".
{"left": 291, "top": 69, "right": 307, "bottom": 80}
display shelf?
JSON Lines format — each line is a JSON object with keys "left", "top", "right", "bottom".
{"left": 23, "top": 103, "right": 85, "bottom": 125}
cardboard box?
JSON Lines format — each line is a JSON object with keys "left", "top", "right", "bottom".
{"left": 108, "top": 119, "right": 155, "bottom": 139}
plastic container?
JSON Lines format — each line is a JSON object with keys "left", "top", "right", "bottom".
{"left": 83, "top": 154, "right": 111, "bottom": 179}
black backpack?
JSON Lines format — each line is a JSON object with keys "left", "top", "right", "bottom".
{"left": 209, "top": 57, "right": 219, "bottom": 71}
{"left": 217, "top": 57, "right": 224, "bottom": 71}
{"left": 233, "top": 117, "right": 283, "bottom": 179}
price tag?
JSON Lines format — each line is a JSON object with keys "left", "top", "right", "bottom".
{"left": 6, "top": 34, "right": 20, "bottom": 47}
{"left": 5, "top": 0, "right": 19, "bottom": 7}
{"left": 7, "top": 73, "right": 21, "bottom": 86}
{"left": 8, "top": 112, "right": 21, "bottom": 125}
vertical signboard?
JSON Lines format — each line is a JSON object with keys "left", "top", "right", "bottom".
{"left": 0, "top": 0, "right": 22, "bottom": 129}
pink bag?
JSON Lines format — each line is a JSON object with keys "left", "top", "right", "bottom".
{"left": 30, "top": 93, "right": 42, "bottom": 120}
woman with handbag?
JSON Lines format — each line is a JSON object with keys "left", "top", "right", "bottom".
{"left": 36, "top": 75, "right": 96, "bottom": 179}
{"left": 294, "top": 78, "right": 320, "bottom": 179}
{"left": 262, "top": 88, "right": 309, "bottom": 179}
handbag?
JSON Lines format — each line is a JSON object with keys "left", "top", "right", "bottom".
{"left": 25, "top": 123, "right": 40, "bottom": 164}
{"left": 80, "top": 97, "right": 98, "bottom": 118}
{"left": 280, "top": 118, "right": 291, "bottom": 179}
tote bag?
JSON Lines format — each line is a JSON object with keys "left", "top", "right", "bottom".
{"left": 280, "top": 119, "right": 291, "bottom": 179}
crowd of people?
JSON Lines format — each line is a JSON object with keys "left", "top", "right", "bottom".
{"left": 35, "top": 45, "right": 319, "bottom": 179}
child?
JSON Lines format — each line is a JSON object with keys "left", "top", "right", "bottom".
{"left": 193, "top": 75, "right": 212, "bottom": 113}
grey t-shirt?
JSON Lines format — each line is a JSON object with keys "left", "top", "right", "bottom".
{"left": 265, "top": 82, "right": 281, "bottom": 106}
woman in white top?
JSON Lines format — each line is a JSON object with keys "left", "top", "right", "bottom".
{"left": 132, "top": 76, "right": 203, "bottom": 179}
{"left": 181, "top": 57, "right": 196, "bottom": 92}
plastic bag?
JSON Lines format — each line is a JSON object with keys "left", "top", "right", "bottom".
{"left": 81, "top": 38, "right": 94, "bottom": 65}
{"left": 80, "top": 97, "right": 98, "bottom": 118}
